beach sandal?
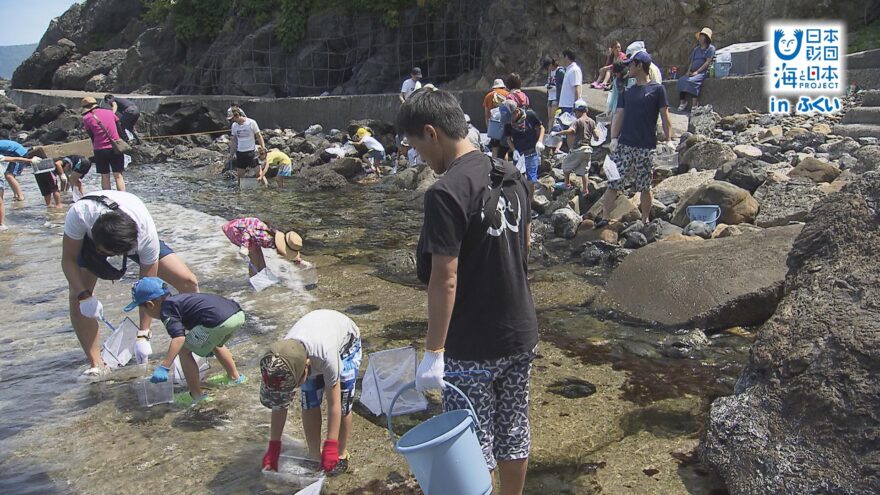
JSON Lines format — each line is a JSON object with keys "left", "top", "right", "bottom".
{"left": 328, "top": 451, "right": 350, "bottom": 476}
{"left": 174, "top": 391, "right": 214, "bottom": 407}
{"left": 205, "top": 373, "right": 248, "bottom": 386}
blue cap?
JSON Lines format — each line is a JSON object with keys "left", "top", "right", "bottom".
{"left": 124, "top": 277, "right": 171, "bottom": 312}
{"left": 623, "top": 50, "right": 652, "bottom": 66}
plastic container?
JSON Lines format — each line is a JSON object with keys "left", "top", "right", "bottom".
{"left": 296, "top": 260, "right": 318, "bottom": 290}
{"left": 687, "top": 205, "right": 722, "bottom": 229}
{"left": 133, "top": 376, "right": 173, "bottom": 407}
{"left": 654, "top": 152, "right": 679, "bottom": 169}
{"left": 388, "top": 381, "right": 492, "bottom": 495}
{"left": 714, "top": 61, "right": 732, "bottom": 78}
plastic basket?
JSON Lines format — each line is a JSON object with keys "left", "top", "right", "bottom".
{"left": 714, "top": 62, "right": 732, "bottom": 78}
{"left": 133, "top": 377, "right": 173, "bottom": 407}
{"left": 360, "top": 347, "right": 428, "bottom": 417}
{"left": 687, "top": 205, "right": 722, "bottom": 229}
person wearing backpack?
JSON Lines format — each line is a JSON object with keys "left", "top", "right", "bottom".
{"left": 81, "top": 96, "right": 126, "bottom": 192}
{"left": 398, "top": 88, "right": 538, "bottom": 495}
{"left": 483, "top": 79, "right": 510, "bottom": 159}
{"left": 504, "top": 72, "right": 530, "bottom": 109}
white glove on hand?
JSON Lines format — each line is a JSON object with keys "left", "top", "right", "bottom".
{"left": 535, "top": 142, "right": 546, "bottom": 155}
{"left": 550, "top": 131, "right": 559, "bottom": 137}
{"left": 610, "top": 138, "right": 619, "bottom": 153}
{"left": 415, "top": 350, "right": 446, "bottom": 393}
{"left": 135, "top": 338, "right": 152, "bottom": 364}
{"left": 79, "top": 296, "right": 104, "bottom": 320}
{"left": 32, "top": 157, "right": 42, "bottom": 165}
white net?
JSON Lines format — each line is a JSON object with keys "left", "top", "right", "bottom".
{"left": 360, "top": 347, "right": 428, "bottom": 417}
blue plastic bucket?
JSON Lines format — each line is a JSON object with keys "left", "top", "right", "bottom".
{"left": 687, "top": 205, "right": 722, "bottom": 229}
{"left": 714, "top": 61, "right": 732, "bottom": 78}
{"left": 487, "top": 119, "right": 504, "bottom": 140}
{"left": 388, "top": 381, "right": 492, "bottom": 495}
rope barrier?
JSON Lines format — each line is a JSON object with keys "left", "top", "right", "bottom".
{"left": 139, "top": 129, "right": 231, "bottom": 141}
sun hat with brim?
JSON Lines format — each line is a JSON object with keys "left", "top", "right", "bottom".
{"left": 623, "top": 51, "right": 653, "bottom": 66}
{"left": 697, "top": 27, "right": 713, "bottom": 43}
{"left": 274, "top": 230, "right": 303, "bottom": 260}
{"left": 492, "top": 78, "right": 506, "bottom": 89}
{"left": 80, "top": 96, "right": 98, "bottom": 114}
{"left": 124, "top": 277, "right": 171, "bottom": 312}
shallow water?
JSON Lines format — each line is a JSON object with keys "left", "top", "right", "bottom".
{"left": 0, "top": 161, "right": 749, "bottom": 494}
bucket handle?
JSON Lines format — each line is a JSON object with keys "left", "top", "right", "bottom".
{"left": 387, "top": 380, "right": 478, "bottom": 447}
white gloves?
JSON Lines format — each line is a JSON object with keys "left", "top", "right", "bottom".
{"left": 610, "top": 138, "right": 619, "bottom": 153}
{"left": 32, "top": 157, "right": 42, "bottom": 165}
{"left": 550, "top": 131, "right": 559, "bottom": 137}
{"left": 416, "top": 350, "right": 446, "bottom": 393}
{"left": 535, "top": 142, "right": 545, "bottom": 155}
{"left": 79, "top": 296, "right": 104, "bottom": 320}
{"left": 135, "top": 336, "right": 152, "bottom": 364}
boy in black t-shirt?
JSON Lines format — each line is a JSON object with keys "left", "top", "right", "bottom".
{"left": 397, "top": 87, "right": 538, "bottom": 495}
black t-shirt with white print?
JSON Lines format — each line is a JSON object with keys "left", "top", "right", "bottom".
{"left": 417, "top": 150, "right": 538, "bottom": 361}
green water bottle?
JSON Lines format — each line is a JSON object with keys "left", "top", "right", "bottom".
{"left": 709, "top": 64, "right": 715, "bottom": 79}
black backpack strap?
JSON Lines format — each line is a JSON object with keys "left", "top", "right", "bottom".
{"left": 80, "top": 194, "right": 120, "bottom": 210}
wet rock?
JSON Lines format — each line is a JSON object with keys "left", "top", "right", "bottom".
{"left": 547, "top": 378, "right": 597, "bottom": 398}
{"left": 701, "top": 173, "right": 880, "bottom": 494}
{"left": 680, "top": 140, "right": 738, "bottom": 171}
{"left": 328, "top": 156, "right": 365, "bottom": 179}
{"left": 623, "top": 231, "right": 648, "bottom": 249}
{"left": 754, "top": 177, "right": 826, "bottom": 228}
{"left": 607, "top": 224, "right": 802, "bottom": 329}
{"left": 683, "top": 221, "right": 713, "bottom": 239}
{"left": 661, "top": 330, "right": 710, "bottom": 359}
{"left": 51, "top": 49, "right": 127, "bottom": 90}
{"left": 20, "top": 105, "right": 67, "bottom": 130}
{"left": 379, "top": 167, "right": 419, "bottom": 191}
{"left": 788, "top": 156, "right": 841, "bottom": 183}
{"left": 687, "top": 105, "right": 719, "bottom": 137}
{"left": 296, "top": 165, "right": 348, "bottom": 191}
{"left": 713, "top": 158, "right": 769, "bottom": 193}
{"left": 376, "top": 249, "right": 418, "bottom": 285}
{"left": 580, "top": 241, "right": 630, "bottom": 267}
{"left": 551, "top": 207, "right": 580, "bottom": 239}
{"left": 671, "top": 181, "right": 759, "bottom": 227}
{"left": 851, "top": 145, "right": 880, "bottom": 174}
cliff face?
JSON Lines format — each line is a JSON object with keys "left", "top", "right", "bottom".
{"left": 11, "top": 0, "right": 876, "bottom": 96}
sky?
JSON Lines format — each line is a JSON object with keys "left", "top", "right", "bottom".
{"left": 0, "top": 0, "right": 80, "bottom": 46}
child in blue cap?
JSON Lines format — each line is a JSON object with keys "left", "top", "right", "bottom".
{"left": 125, "top": 277, "right": 247, "bottom": 405}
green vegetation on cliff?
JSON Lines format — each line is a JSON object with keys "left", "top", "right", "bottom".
{"left": 144, "top": 0, "right": 441, "bottom": 50}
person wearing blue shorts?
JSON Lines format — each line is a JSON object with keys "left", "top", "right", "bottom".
{"left": 259, "top": 310, "right": 362, "bottom": 476}
{"left": 503, "top": 102, "right": 545, "bottom": 196}
{"left": 0, "top": 139, "right": 29, "bottom": 201}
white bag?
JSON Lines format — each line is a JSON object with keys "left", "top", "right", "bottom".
{"left": 101, "top": 318, "right": 139, "bottom": 368}
{"left": 591, "top": 121, "right": 608, "bottom": 147}
{"left": 249, "top": 267, "right": 280, "bottom": 292}
{"left": 359, "top": 347, "right": 428, "bottom": 416}
{"left": 294, "top": 478, "right": 325, "bottom": 495}
{"left": 558, "top": 111, "right": 576, "bottom": 127}
{"left": 513, "top": 151, "right": 526, "bottom": 174}
{"left": 603, "top": 155, "right": 621, "bottom": 181}
{"left": 172, "top": 355, "right": 211, "bottom": 386}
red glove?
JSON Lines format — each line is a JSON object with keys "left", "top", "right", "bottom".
{"left": 321, "top": 439, "right": 340, "bottom": 472}
{"left": 262, "top": 440, "right": 281, "bottom": 471}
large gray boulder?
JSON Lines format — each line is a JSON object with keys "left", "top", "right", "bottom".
{"left": 551, "top": 207, "right": 581, "bottom": 239}
{"left": 51, "top": 49, "right": 127, "bottom": 90}
{"left": 701, "top": 172, "right": 880, "bottom": 494}
{"left": 605, "top": 224, "right": 803, "bottom": 329}
{"left": 788, "top": 156, "right": 841, "bottom": 184}
{"left": 671, "top": 180, "right": 759, "bottom": 227}
{"left": 754, "top": 177, "right": 827, "bottom": 228}
{"left": 296, "top": 165, "right": 348, "bottom": 191}
{"left": 713, "top": 158, "right": 769, "bottom": 193}
{"left": 11, "top": 41, "right": 75, "bottom": 89}
{"left": 680, "top": 140, "right": 737, "bottom": 171}
{"left": 852, "top": 145, "right": 880, "bottom": 174}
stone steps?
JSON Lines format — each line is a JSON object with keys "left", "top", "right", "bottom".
{"left": 862, "top": 90, "right": 880, "bottom": 107}
{"left": 844, "top": 107, "right": 880, "bottom": 125}
{"left": 831, "top": 123, "right": 880, "bottom": 140}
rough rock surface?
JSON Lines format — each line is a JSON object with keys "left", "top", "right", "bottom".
{"left": 605, "top": 224, "right": 803, "bottom": 329}
{"left": 671, "top": 180, "right": 759, "bottom": 227}
{"left": 680, "top": 141, "right": 738, "bottom": 171}
{"left": 296, "top": 165, "right": 348, "bottom": 191}
{"left": 852, "top": 145, "right": 880, "bottom": 174}
{"left": 754, "top": 177, "right": 826, "bottom": 228}
{"left": 701, "top": 172, "right": 880, "bottom": 494}
{"left": 713, "top": 158, "right": 769, "bottom": 193}
{"left": 788, "top": 156, "right": 841, "bottom": 184}
{"left": 551, "top": 207, "right": 581, "bottom": 239}
{"left": 11, "top": 41, "right": 75, "bottom": 89}
{"left": 51, "top": 49, "right": 127, "bottom": 90}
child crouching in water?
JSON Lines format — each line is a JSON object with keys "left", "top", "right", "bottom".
{"left": 125, "top": 277, "right": 247, "bottom": 405}
{"left": 260, "top": 309, "right": 362, "bottom": 475}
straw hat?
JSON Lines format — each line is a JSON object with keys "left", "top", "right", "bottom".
{"left": 80, "top": 96, "right": 98, "bottom": 114}
{"left": 274, "top": 230, "right": 303, "bottom": 260}
{"left": 697, "top": 27, "right": 713, "bottom": 43}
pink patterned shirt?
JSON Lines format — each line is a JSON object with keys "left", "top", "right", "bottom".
{"left": 222, "top": 217, "right": 275, "bottom": 249}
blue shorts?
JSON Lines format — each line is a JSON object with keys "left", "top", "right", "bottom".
{"left": 5, "top": 162, "right": 25, "bottom": 177}
{"left": 301, "top": 337, "right": 362, "bottom": 416}
{"left": 523, "top": 153, "right": 540, "bottom": 182}
{"left": 366, "top": 150, "right": 385, "bottom": 162}
{"left": 76, "top": 240, "right": 174, "bottom": 269}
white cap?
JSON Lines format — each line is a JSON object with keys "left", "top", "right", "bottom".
{"left": 574, "top": 99, "right": 588, "bottom": 110}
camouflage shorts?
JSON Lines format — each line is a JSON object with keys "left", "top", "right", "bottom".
{"left": 259, "top": 353, "right": 299, "bottom": 410}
